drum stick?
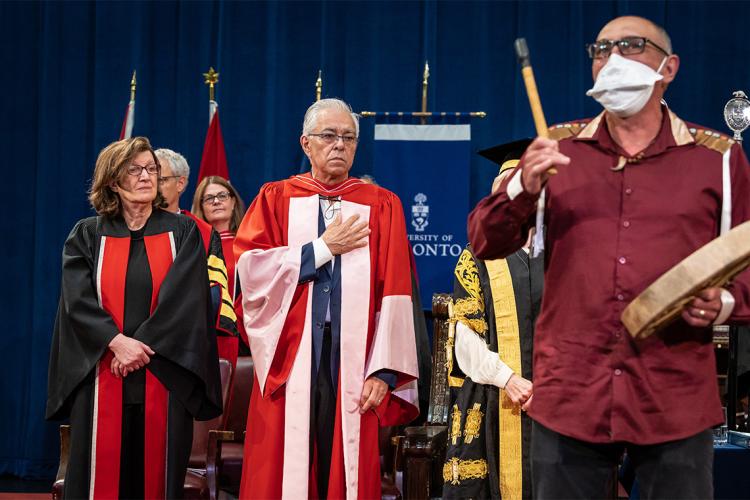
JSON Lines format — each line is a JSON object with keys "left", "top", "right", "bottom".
{"left": 514, "top": 37, "right": 557, "bottom": 175}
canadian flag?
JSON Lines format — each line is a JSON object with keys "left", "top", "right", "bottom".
{"left": 197, "top": 100, "right": 230, "bottom": 181}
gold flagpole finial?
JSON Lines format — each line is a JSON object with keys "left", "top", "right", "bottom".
{"left": 130, "top": 70, "right": 137, "bottom": 101}
{"left": 421, "top": 61, "right": 430, "bottom": 123}
{"left": 315, "top": 70, "right": 323, "bottom": 102}
{"left": 203, "top": 67, "right": 220, "bottom": 102}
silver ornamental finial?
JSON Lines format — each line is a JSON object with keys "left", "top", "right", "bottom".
{"left": 724, "top": 90, "right": 750, "bottom": 142}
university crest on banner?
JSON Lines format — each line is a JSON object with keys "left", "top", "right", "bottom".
{"left": 373, "top": 122, "right": 471, "bottom": 305}
{"left": 411, "top": 193, "right": 429, "bottom": 232}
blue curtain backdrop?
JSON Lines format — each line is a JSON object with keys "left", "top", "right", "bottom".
{"left": 2, "top": 0, "right": 749, "bottom": 479}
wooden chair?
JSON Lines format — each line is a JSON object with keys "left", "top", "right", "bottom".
{"left": 380, "top": 426, "right": 403, "bottom": 500}
{"left": 51, "top": 425, "right": 70, "bottom": 500}
{"left": 184, "top": 357, "right": 233, "bottom": 500}
{"left": 211, "top": 355, "right": 254, "bottom": 497}
{"left": 399, "top": 293, "right": 451, "bottom": 499}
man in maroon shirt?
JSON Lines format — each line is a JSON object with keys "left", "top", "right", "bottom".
{"left": 468, "top": 15, "right": 750, "bottom": 499}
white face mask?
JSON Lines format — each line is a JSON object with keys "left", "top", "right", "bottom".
{"left": 586, "top": 53, "right": 667, "bottom": 117}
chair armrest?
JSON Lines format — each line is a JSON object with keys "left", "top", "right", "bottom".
{"left": 206, "top": 430, "right": 236, "bottom": 500}
{"left": 55, "top": 425, "right": 71, "bottom": 482}
{"left": 209, "top": 430, "right": 235, "bottom": 441}
{"left": 52, "top": 425, "right": 71, "bottom": 500}
{"left": 403, "top": 425, "right": 448, "bottom": 457}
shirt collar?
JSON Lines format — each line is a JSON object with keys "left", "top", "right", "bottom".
{"left": 574, "top": 105, "right": 695, "bottom": 160}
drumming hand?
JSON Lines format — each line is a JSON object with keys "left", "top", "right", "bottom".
{"left": 521, "top": 137, "right": 571, "bottom": 195}
{"left": 109, "top": 333, "right": 155, "bottom": 372}
{"left": 321, "top": 214, "right": 370, "bottom": 255}
{"left": 504, "top": 373, "right": 533, "bottom": 406}
{"left": 681, "top": 287, "right": 722, "bottom": 328}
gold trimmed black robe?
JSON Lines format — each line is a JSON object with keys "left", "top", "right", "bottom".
{"left": 443, "top": 245, "right": 542, "bottom": 499}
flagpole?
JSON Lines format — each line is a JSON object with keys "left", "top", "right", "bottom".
{"left": 359, "top": 111, "right": 487, "bottom": 118}
{"left": 421, "top": 61, "right": 429, "bottom": 125}
{"left": 360, "top": 62, "right": 486, "bottom": 120}
{"left": 203, "top": 67, "right": 220, "bottom": 124}
{"left": 119, "top": 70, "right": 137, "bottom": 139}
{"left": 198, "top": 66, "right": 230, "bottom": 182}
{"left": 315, "top": 70, "right": 322, "bottom": 102}
{"left": 130, "top": 71, "right": 136, "bottom": 102}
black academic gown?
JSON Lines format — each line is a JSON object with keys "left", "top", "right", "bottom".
{"left": 443, "top": 246, "right": 543, "bottom": 500}
{"left": 47, "top": 209, "right": 222, "bottom": 499}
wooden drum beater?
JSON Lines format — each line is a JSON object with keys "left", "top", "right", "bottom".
{"left": 514, "top": 37, "right": 556, "bottom": 174}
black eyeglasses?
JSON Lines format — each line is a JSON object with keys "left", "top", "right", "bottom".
{"left": 308, "top": 133, "right": 358, "bottom": 146}
{"left": 202, "top": 191, "right": 232, "bottom": 205}
{"left": 586, "top": 36, "right": 670, "bottom": 59}
{"left": 126, "top": 163, "right": 160, "bottom": 177}
{"left": 158, "top": 175, "right": 181, "bottom": 184}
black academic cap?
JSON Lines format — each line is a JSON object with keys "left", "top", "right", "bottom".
{"left": 477, "top": 138, "right": 533, "bottom": 173}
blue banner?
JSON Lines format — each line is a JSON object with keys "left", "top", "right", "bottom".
{"left": 373, "top": 124, "right": 471, "bottom": 307}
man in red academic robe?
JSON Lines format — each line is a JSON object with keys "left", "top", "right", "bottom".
{"left": 235, "top": 98, "right": 419, "bottom": 499}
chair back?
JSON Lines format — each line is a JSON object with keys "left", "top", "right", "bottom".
{"left": 426, "top": 293, "right": 452, "bottom": 425}
{"left": 189, "top": 358, "right": 232, "bottom": 467}
{"left": 223, "top": 355, "right": 254, "bottom": 435}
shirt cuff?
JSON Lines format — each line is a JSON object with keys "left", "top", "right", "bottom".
{"left": 494, "top": 365, "right": 515, "bottom": 389}
{"left": 371, "top": 369, "right": 398, "bottom": 389}
{"left": 714, "top": 288, "right": 736, "bottom": 325}
{"left": 312, "top": 237, "right": 334, "bottom": 269}
{"left": 506, "top": 170, "right": 524, "bottom": 200}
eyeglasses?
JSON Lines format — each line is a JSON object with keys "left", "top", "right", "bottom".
{"left": 308, "top": 133, "right": 359, "bottom": 146}
{"left": 202, "top": 191, "right": 232, "bottom": 205}
{"left": 320, "top": 195, "right": 341, "bottom": 221}
{"left": 586, "top": 36, "right": 670, "bottom": 59}
{"left": 158, "top": 175, "right": 181, "bottom": 184}
{"left": 126, "top": 163, "right": 160, "bottom": 177}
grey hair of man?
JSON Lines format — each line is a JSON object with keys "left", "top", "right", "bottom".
{"left": 302, "top": 98, "right": 360, "bottom": 138}
{"left": 155, "top": 148, "right": 190, "bottom": 180}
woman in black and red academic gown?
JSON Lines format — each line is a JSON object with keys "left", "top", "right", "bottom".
{"left": 46, "top": 137, "right": 222, "bottom": 499}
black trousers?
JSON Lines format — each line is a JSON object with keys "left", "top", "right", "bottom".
{"left": 532, "top": 421, "right": 713, "bottom": 500}
{"left": 64, "top": 370, "right": 193, "bottom": 500}
{"left": 119, "top": 403, "right": 145, "bottom": 499}
{"left": 310, "top": 324, "right": 336, "bottom": 499}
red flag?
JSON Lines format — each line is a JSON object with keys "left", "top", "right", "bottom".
{"left": 119, "top": 100, "right": 134, "bottom": 140}
{"left": 197, "top": 110, "right": 230, "bottom": 182}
